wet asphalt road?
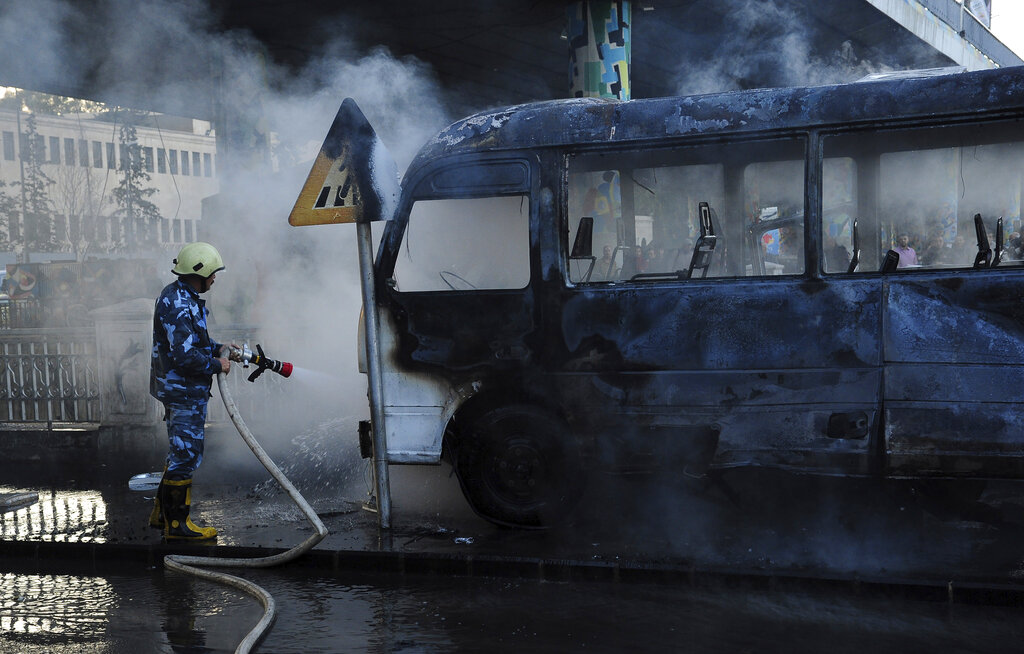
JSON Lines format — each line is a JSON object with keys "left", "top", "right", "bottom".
{"left": 4, "top": 420, "right": 1024, "bottom": 652}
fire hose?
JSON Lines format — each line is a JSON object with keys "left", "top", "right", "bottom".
{"left": 162, "top": 345, "right": 327, "bottom": 653}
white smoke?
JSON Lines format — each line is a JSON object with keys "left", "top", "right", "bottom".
{"left": 669, "top": 0, "right": 903, "bottom": 95}
{"left": 0, "top": 0, "right": 453, "bottom": 470}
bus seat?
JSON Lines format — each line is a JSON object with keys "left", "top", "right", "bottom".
{"left": 686, "top": 201, "right": 718, "bottom": 279}
{"left": 846, "top": 219, "right": 860, "bottom": 273}
{"left": 570, "top": 216, "right": 597, "bottom": 282}
{"left": 880, "top": 249, "right": 899, "bottom": 272}
{"left": 685, "top": 234, "right": 717, "bottom": 279}
{"left": 973, "top": 213, "right": 992, "bottom": 269}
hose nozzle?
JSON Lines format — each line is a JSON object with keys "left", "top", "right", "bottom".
{"left": 231, "top": 343, "right": 293, "bottom": 382}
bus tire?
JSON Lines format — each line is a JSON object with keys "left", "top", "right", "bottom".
{"left": 454, "top": 405, "right": 584, "bottom": 528}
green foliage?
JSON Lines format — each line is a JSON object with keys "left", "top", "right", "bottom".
{"left": 0, "top": 181, "right": 15, "bottom": 249}
{"left": 110, "top": 112, "right": 163, "bottom": 251}
{"left": 2, "top": 89, "right": 105, "bottom": 116}
{"left": 15, "top": 112, "right": 59, "bottom": 253}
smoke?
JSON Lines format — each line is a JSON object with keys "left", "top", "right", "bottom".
{"left": 668, "top": 0, "right": 904, "bottom": 95}
{"left": 0, "top": 0, "right": 453, "bottom": 483}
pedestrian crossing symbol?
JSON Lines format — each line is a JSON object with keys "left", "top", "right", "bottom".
{"left": 288, "top": 98, "right": 398, "bottom": 225}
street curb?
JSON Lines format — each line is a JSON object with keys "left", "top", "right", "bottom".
{"left": 3, "top": 538, "right": 1024, "bottom": 606}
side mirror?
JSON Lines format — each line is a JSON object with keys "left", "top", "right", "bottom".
{"left": 571, "top": 216, "right": 594, "bottom": 258}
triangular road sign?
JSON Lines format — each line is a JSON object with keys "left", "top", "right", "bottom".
{"left": 289, "top": 98, "right": 398, "bottom": 225}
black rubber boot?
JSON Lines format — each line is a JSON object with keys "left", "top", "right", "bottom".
{"left": 160, "top": 478, "right": 217, "bottom": 540}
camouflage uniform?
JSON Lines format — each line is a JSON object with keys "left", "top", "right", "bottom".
{"left": 150, "top": 278, "right": 224, "bottom": 481}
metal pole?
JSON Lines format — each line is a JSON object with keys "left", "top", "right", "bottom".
{"left": 14, "top": 91, "right": 28, "bottom": 264}
{"left": 356, "top": 219, "right": 391, "bottom": 529}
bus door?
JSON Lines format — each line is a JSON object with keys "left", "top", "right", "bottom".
{"left": 375, "top": 158, "right": 538, "bottom": 461}
{"left": 824, "top": 121, "right": 1024, "bottom": 480}
{"left": 560, "top": 137, "right": 881, "bottom": 475}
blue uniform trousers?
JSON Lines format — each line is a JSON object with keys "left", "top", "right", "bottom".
{"left": 164, "top": 401, "right": 208, "bottom": 480}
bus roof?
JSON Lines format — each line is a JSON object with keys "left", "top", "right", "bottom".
{"left": 409, "top": 65, "right": 1024, "bottom": 173}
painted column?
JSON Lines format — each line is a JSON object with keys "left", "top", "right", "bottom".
{"left": 567, "top": 1, "right": 631, "bottom": 100}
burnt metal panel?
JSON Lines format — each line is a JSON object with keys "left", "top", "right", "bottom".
{"left": 884, "top": 271, "right": 1024, "bottom": 475}
{"left": 408, "top": 67, "right": 1024, "bottom": 180}
{"left": 541, "top": 276, "right": 883, "bottom": 474}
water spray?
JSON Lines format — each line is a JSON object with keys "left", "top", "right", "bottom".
{"left": 231, "top": 343, "right": 294, "bottom": 382}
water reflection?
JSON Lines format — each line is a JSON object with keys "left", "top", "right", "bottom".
{"left": 0, "top": 572, "right": 113, "bottom": 643}
{"left": 0, "top": 488, "right": 107, "bottom": 543}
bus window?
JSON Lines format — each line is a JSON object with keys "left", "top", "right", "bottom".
{"left": 392, "top": 195, "right": 530, "bottom": 292}
{"left": 744, "top": 160, "right": 805, "bottom": 276}
{"left": 823, "top": 120, "right": 1024, "bottom": 273}
{"left": 822, "top": 158, "right": 857, "bottom": 273}
{"left": 567, "top": 138, "right": 805, "bottom": 283}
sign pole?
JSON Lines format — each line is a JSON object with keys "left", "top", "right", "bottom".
{"left": 356, "top": 219, "right": 391, "bottom": 530}
{"left": 288, "top": 98, "right": 399, "bottom": 532}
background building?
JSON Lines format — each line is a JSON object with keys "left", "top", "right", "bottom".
{"left": 0, "top": 104, "right": 218, "bottom": 267}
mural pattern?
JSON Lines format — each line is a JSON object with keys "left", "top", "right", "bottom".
{"left": 567, "top": 0, "right": 631, "bottom": 100}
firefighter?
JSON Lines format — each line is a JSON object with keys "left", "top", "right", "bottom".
{"left": 148, "top": 242, "right": 237, "bottom": 540}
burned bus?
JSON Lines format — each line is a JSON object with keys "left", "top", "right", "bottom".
{"left": 298, "top": 65, "right": 1024, "bottom": 528}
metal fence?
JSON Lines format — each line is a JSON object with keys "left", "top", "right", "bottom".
{"left": 0, "top": 329, "right": 99, "bottom": 424}
{"left": 0, "top": 323, "right": 293, "bottom": 429}
{"left": 0, "top": 300, "right": 43, "bottom": 330}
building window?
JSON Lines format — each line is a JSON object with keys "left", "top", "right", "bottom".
{"left": 79, "top": 139, "right": 89, "bottom": 167}
{"left": 192, "top": 151, "right": 201, "bottom": 176}
{"left": 142, "top": 146, "right": 154, "bottom": 173}
{"left": 168, "top": 149, "right": 178, "bottom": 174}
{"left": 3, "top": 132, "right": 14, "bottom": 160}
{"left": 93, "top": 141, "right": 103, "bottom": 168}
{"left": 49, "top": 136, "right": 61, "bottom": 164}
{"left": 203, "top": 153, "right": 212, "bottom": 177}
{"left": 157, "top": 148, "right": 166, "bottom": 173}
{"left": 181, "top": 150, "right": 190, "bottom": 176}
{"left": 65, "top": 138, "right": 75, "bottom": 166}
{"left": 119, "top": 144, "right": 130, "bottom": 170}
{"left": 172, "top": 219, "right": 181, "bottom": 242}
{"left": 53, "top": 214, "right": 66, "bottom": 242}
{"left": 106, "top": 142, "right": 116, "bottom": 169}
{"left": 20, "top": 133, "right": 43, "bottom": 161}
{"left": 185, "top": 219, "right": 194, "bottom": 242}
{"left": 161, "top": 218, "right": 170, "bottom": 242}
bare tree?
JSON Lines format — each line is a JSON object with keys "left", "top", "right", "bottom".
{"left": 51, "top": 156, "right": 110, "bottom": 261}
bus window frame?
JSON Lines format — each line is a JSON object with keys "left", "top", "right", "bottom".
{"left": 563, "top": 132, "right": 812, "bottom": 286}
{"left": 817, "top": 116, "right": 1024, "bottom": 276}
{"left": 378, "top": 154, "right": 538, "bottom": 291}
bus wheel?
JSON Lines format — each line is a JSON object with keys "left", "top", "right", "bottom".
{"left": 455, "top": 405, "right": 584, "bottom": 528}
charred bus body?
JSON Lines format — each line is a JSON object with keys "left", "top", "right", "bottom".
{"left": 325, "top": 66, "right": 1024, "bottom": 528}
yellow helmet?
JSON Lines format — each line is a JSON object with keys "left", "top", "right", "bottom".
{"left": 172, "top": 242, "right": 225, "bottom": 278}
